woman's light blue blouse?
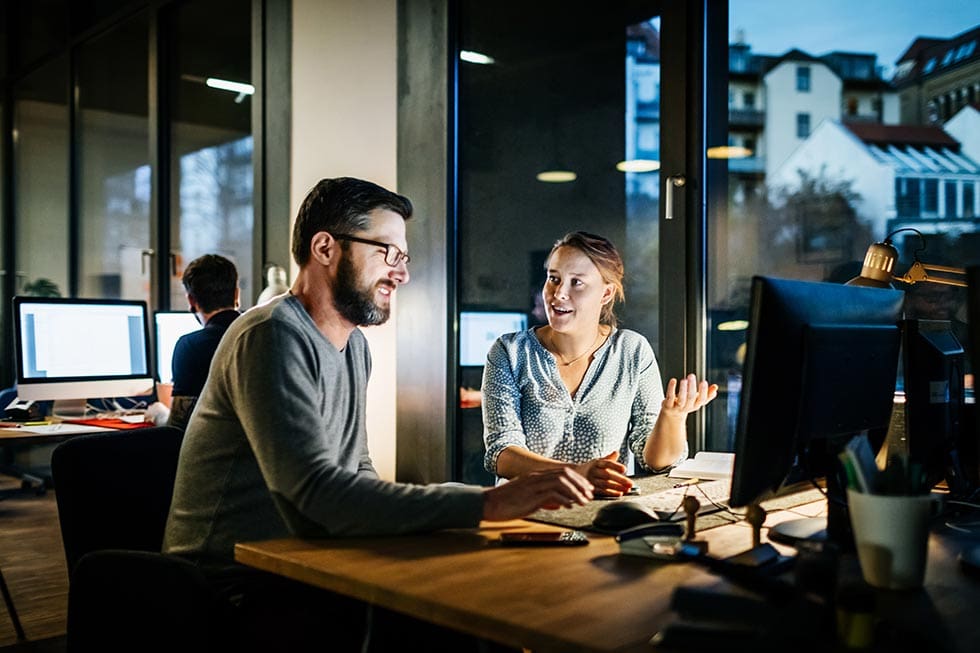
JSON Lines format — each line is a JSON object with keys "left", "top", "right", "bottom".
{"left": 482, "top": 327, "right": 686, "bottom": 475}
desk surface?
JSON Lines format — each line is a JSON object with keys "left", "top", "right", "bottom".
{"left": 235, "top": 504, "right": 836, "bottom": 653}
{"left": 236, "top": 499, "right": 980, "bottom": 653}
{"left": 0, "top": 422, "right": 111, "bottom": 445}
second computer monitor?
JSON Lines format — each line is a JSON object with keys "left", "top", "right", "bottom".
{"left": 729, "top": 277, "right": 904, "bottom": 546}
{"left": 459, "top": 311, "right": 528, "bottom": 367}
{"left": 154, "top": 311, "right": 202, "bottom": 384}
{"left": 13, "top": 296, "right": 155, "bottom": 401}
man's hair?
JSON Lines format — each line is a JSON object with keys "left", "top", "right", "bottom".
{"left": 291, "top": 177, "right": 413, "bottom": 266}
{"left": 182, "top": 254, "right": 239, "bottom": 313}
{"left": 549, "top": 231, "right": 626, "bottom": 327}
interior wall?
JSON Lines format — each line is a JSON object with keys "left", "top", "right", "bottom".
{"left": 290, "top": 0, "right": 399, "bottom": 480}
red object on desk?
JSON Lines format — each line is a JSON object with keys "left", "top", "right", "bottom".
{"left": 63, "top": 418, "right": 153, "bottom": 430}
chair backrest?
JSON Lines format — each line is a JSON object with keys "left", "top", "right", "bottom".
{"left": 51, "top": 426, "right": 183, "bottom": 574}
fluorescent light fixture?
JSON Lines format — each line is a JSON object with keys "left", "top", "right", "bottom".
{"left": 536, "top": 170, "right": 577, "bottom": 183}
{"left": 616, "top": 159, "right": 661, "bottom": 173}
{"left": 205, "top": 77, "right": 255, "bottom": 96}
{"left": 460, "top": 50, "right": 496, "bottom": 65}
{"left": 717, "top": 320, "right": 749, "bottom": 331}
{"left": 706, "top": 146, "right": 752, "bottom": 159}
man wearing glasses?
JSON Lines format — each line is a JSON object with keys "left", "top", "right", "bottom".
{"left": 164, "top": 177, "right": 592, "bottom": 652}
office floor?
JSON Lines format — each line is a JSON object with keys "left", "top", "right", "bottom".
{"left": 0, "top": 475, "right": 67, "bottom": 652}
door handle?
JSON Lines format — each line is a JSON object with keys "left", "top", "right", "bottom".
{"left": 140, "top": 249, "right": 155, "bottom": 276}
{"left": 664, "top": 174, "right": 686, "bottom": 220}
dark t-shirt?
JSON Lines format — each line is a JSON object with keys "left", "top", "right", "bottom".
{"left": 171, "top": 309, "right": 240, "bottom": 397}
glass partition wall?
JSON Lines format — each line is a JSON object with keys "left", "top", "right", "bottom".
{"left": 454, "top": 2, "right": 700, "bottom": 483}
{"left": 0, "top": 0, "right": 274, "bottom": 387}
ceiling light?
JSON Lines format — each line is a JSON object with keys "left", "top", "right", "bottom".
{"left": 205, "top": 78, "right": 255, "bottom": 95}
{"left": 717, "top": 320, "right": 749, "bottom": 331}
{"left": 706, "top": 146, "right": 752, "bottom": 159}
{"left": 536, "top": 170, "right": 577, "bottom": 183}
{"left": 460, "top": 50, "right": 496, "bottom": 65}
{"left": 616, "top": 159, "right": 661, "bottom": 173}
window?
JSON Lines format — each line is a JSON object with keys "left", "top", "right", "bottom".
{"left": 796, "top": 112, "right": 810, "bottom": 138}
{"left": 945, "top": 180, "right": 957, "bottom": 218}
{"left": 169, "top": 0, "right": 254, "bottom": 309}
{"left": 77, "top": 16, "right": 150, "bottom": 301}
{"left": 743, "top": 91, "right": 755, "bottom": 108}
{"left": 896, "top": 177, "right": 920, "bottom": 217}
{"left": 846, "top": 97, "right": 858, "bottom": 116}
{"left": 796, "top": 65, "right": 811, "bottom": 92}
{"left": 965, "top": 182, "right": 976, "bottom": 218}
{"left": 923, "top": 178, "right": 938, "bottom": 214}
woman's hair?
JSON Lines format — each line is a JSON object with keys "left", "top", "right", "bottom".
{"left": 549, "top": 231, "right": 625, "bottom": 327}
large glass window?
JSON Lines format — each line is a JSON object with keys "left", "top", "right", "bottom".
{"left": 456, "top": 2, "right": 667, "bottom": 483}
{"left": 707, "top": 1, "right": 979, "bottom": 451}
{"left": 169, "top": 0, "right": 254, "bottom": 309}
{"left": 14, "top": 57, "right": 70, "bottom": 298}
{"left": 77, "top": 15, "right": 151, "bottom": 301}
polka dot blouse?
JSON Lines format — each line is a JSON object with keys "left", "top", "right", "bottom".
{"left": 481, "top": 327, "right": 687, "bottom": 475}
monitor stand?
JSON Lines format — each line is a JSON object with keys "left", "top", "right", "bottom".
{"left": 768, "top": 517, "right": 827, "bottom": 545}
{"left": 51, "top": 398, "right": 87, "bottom": 419}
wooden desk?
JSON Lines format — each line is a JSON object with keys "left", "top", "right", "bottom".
{"left": 235, "top": 513, "right": 795, "bottom": 653}
{"left": 235, "top": 499, "right": 980, "bottom": 652}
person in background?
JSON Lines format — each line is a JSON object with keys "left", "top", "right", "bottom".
{"left": 163, "top": 177, "right": 592, "bottom": 652}
{"left": 167, "top": 254, "right": 241, "bottom": 431}
{"left": 483, "top": 231, "right": 718, "bottom": 496}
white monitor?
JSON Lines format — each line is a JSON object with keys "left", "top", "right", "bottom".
{"left": 459, "top": 311, "right": 528, "bottom": 366}
{"left": 13, "top": 296, "right": 155, "bottom": 401}
{"left": 154, "top": 311, "right": 202, "bottom": 384}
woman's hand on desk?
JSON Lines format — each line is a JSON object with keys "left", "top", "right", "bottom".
{"left": 482, "top": 468, "right": 593, "bottom": 521}
{"left": 575, "top": 452, "right": 633, "bottom": 497}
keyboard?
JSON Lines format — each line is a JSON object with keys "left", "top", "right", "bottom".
{"left": 632, "top": 479, "right": 732, "bottom": 522}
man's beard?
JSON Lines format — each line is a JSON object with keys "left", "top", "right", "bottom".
{"left": 332, "top": 255, "right": 391, "bottom": 326}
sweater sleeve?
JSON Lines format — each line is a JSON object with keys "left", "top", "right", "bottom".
{"left": 225, "top": 320, "right": 484, "bottom": 536}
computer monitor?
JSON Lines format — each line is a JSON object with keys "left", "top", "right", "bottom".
{"left": 729, "top": 277, "right": 904, "bottom": 549}
{"left": 459, "top": 310, "right": 528, "bottom": 367}
{"left": 154, "top": 311, "right": 202, "bottom": 384}
{"left": 13, "top": 296, "right": 154, "bottom": 402}
{"left": 900, "top": 319, "right": 967, "bottom": 496}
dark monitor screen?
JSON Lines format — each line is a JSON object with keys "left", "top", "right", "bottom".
{"left": 154, "top": 311, "right": 202, "bottom": 385}
{"left": 729, "top": 277, "right": 904, "bottom": 545}
{"left": 901, "top": 319, "right": 966, "bottom": 494}
{"left": 459, "top": 311, "right": 528, "bottom": 366}
{"left": 13, "top": 296, "right": 155, "bottom": 401}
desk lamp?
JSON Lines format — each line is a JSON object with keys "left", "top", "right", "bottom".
{"left": 847, "top": 227, "right": 967, "bottom": 289}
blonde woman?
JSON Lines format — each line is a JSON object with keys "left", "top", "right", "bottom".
{"left": 483, "top": 231, "right": 717, "bottom": 496}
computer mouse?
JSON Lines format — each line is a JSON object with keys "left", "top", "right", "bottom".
{"left": 593, "top": 500, "right": 660, "bottom": 532}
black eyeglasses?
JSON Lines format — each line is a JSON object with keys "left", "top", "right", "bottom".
{"left": 333, "top": 234, "right": 410, "bottom": 267}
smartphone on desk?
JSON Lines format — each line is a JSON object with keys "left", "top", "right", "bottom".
{"left": 499, "top": 530, "right": 589, "bottom": 546}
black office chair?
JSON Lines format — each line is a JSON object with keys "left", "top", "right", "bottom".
{"left": 51, "top": 426, "right": 233, "bottom": 652}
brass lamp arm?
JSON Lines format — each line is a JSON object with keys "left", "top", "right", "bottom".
{"left": 895, "top": 260, "right": 968, "bottom": 288}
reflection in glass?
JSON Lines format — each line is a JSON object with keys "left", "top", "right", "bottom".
{"left": 170, "top": 0, "right": 253, "bottom": 309}
{"left": 14, "top": 56, "right": 70, "bottom": 298}
{"left": 708, "top": 2, "right": 980, "bottom": 450}
{"left": 77, "top": 16, "right": 150, "bottom": 301}
{"left": 456, "top": 2, "right": 662, "bottom": 483}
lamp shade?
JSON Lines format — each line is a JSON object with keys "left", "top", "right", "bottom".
{"left": 847, "top": 240, "right": 899, "bottom": 288}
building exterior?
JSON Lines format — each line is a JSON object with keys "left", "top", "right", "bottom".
{"left": 893, "top": 25, "right": 980, "bottom": 125}
{"left": 770, "top": 107, "right": 980, "bottom": 251}
{"left": 728, "top": 41, "right": 898, "bottom": 183}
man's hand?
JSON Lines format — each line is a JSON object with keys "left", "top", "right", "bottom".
{"left": 482, "top": 467, "right": 593, "bottom": 521}
{"left": 575, "top": 452, "right": 633, "bottom": 497}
